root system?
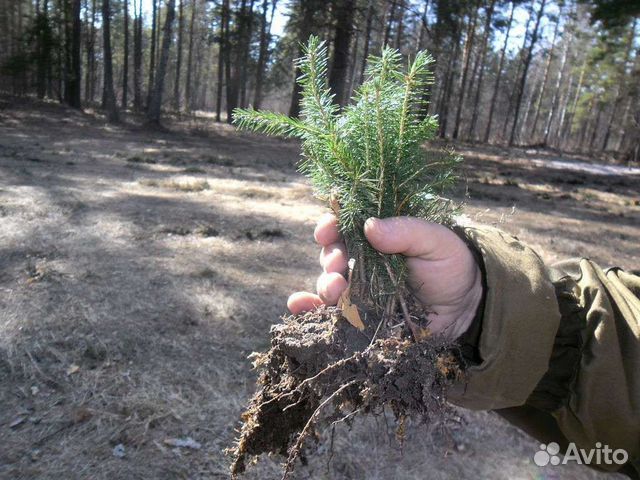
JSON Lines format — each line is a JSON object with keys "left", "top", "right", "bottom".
{"left": 229, "top": 305, "right": 462, "bottom": 478}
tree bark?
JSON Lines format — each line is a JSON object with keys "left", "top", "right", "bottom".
{"left": 147, "top": 0, "right": 158, "bottom": 108}
{"left": 122, "top": 0, "right": 130, "bottom": 109}
{"left": 253, "top": 0, "right": 277, "bottom": 109}
{"left": 216, "top": 0, "right": 226, "bottom": 120}
{"left": 452, "top": 2, "right": 479, "bottom": 140}
{"left": 239, "top": 0, "right": 256, "bottom": 108}
{"left": 288, "top": 0, "right": 317, "bottom": 118}
{"left": 468, "top": 0, "right": 496, "bottom": 140}
{"left": 102, "top": 0, "right": 119, "bottom": 122}
{"left": 508, "top": 0, "right": 546, "bottom": 146}
{"left": 328, "top": 0, "right": 356, "bottom": 107}
{"left": 133, "top": 0, "right": 143, "bottom": 111}
{"left": 63, "top": 0, "right": 82, "bottom": 107}
{"left": 147, "top": 0, "right": 177, "bottom": 124}
{"left": 543, "top": 29, "right": 571, "bottom": 146}
{"left": 601, "top": 20, "right": 636, "bottom": 151}
{"left": 173, "top": 0, "right": 184, "bottom": 110}
{"left": 359, "top": 0, "right": 374, "bottom": 84}
{"left": 185, "top": 0, "right": 196, "bottom": 111}
{"left": 531, "top": 3, "right": 562, "bottom": 141}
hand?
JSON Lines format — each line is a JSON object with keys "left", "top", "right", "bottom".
{"left": 288, "top": 214, "right": 483, "bottom": 340}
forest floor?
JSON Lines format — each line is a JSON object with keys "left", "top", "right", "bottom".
{"left": 0, "top": 96, "right": 638, "bottom": 480}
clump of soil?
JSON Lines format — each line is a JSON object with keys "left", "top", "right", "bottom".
{"left": 229, "top": 305, "right": 462, "bottom": 478}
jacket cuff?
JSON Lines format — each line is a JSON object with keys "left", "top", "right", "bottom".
{"left": 447, "top": 226, "right": 561, "bottom": 410}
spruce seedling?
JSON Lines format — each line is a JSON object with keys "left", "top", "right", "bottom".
{"left": 235, "top": 36, "right": 460, "bottom": 331}
{"left": 229, "top": 38, "right": 463, "bottom": 478}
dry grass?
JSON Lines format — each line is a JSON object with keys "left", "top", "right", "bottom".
{"left": 139, "top": 176, "right": 211, "bottom": 192}
{"left": 0, "top": 97, "right": 636, "bottom": 479}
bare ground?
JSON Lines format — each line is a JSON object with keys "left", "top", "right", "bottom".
{"left": 0, "top": 97, "right": 638, "bottom": 480}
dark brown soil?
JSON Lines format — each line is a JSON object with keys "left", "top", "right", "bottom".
{"left": 230, "top": 306, "right": 458, "bottom": 478}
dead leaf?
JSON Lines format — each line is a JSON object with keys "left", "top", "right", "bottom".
{"left": 337, "top": 258, "right": 365, "bottom": 331}
{"left": 66, "top": 364, "right": 80, "bottom": 376}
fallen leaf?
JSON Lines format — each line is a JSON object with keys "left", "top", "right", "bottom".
{"left": 337, "top": 258, "right": 365, "bottom": 331}
{"left": 66, "top": 364, "right": 80, "bottom": 376}
{"left": 338, "top": 290, "right": 365, "bottom": 331}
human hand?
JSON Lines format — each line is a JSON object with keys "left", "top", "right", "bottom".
{"left": 287, "top": 214, "right": 483, "bottom": 340}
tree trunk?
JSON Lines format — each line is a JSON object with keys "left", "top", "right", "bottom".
{"left": 253, "top": 0, "right": 277, "bottom": 109}
{"left": 147, "top": 0, "right": 158, "bottom": 107}
{"left": 224, "top": 0, "right": 237, "bottom": 122}
{"left": 383, "top": 0, "right": 397, "bottom": 47}
{"left": 467, "top": 0, "right": 496, "bottom": 140}
{"left": 173, "top": 0, "right": 184, "bottom": 110}
{"left": 239, "top": 0, "right": 256, "bottom": 109}
{"left": 328, "top": 0, "right": 355, "bottom": 107}
{"left": 508, "top": 0, "right": 546, "bottom": 146}
{"left": 359, "top": 0, "right": 374, "bottom": 84}
{"left": 601, "top": 20, "right": 636, "bottom": 152}
{"left": 122, "top": 0, "right": 129, "bottom": 109}
{"left": 530, "top": 3, "right": 562, "bottom": 142}
{"left": 133, "top": 0, "right": 143, "bottom": 110}
{"left": 288, "top": 0, "right": 317, "bottom": 118}
{"left": 543, "top": 30, "right": 570, "bottom": 146}
{"left": 102, "top": 0, "right": 119, "bottom": 122}
{"left": 394, "top": 0, "right": 404, "bottom": 50}
{"left": 452, "top": 2, "right": 479, "bottom": 140}
{"left": 216, "top": 0, "right": 226, "bottom": 120}
{"left": 185, "top": 0, "right": 196, "bottom": 111}
{"left": 147, "top": 0, "right": 177, "bottom": 124}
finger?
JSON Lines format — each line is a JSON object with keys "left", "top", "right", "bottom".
{"left": 314, "top": 213, "right": 341, "bottom": 246}
{"left": 320, "top": 242, "right": 348, "bottom": 274}
{"left": 287, "top": 292, "right": 324, "bottom": 314}
{"left": 316, "top": 271, "right": 348, "bottom": 305}
{"left": 364, "top": 216, "right": 457, "bottom": 260}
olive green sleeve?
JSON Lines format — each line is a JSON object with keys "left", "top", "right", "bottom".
{"left": 447, "top": 225, "right": 640, "bottom": 475}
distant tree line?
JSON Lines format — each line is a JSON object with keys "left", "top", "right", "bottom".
{"left": 0, "top": 0, "right": 638, "bottom": 161}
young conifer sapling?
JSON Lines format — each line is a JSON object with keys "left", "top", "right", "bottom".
{"left": 230, "top": 37, "right": 463, "bottom": 478}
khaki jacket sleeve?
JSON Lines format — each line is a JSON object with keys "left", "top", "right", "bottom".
{"left": 447, "top": 225, "right": 640, "bottom": 475}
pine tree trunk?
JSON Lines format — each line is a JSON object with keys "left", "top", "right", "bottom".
{"left": 173, "top": 0, "right": 184, "bottom": 110}
{"left": 467, "top": 0, "right": 496, "bottom": 140}
{"left": 288, "top": 0, "right": 316, "bottom": 118}
{"left": 185, "top": 0, "right": 196, "bottom": 111}
{"left": 122, "top": 0, "right": 129, "bottom": 109}
{"left": 501, "top": 1, "right": 533, "bottom": 142}
{"left": 508, "top": 0, "right": 546, "bottom": 146}
{"left": 452, "top": 3, "right": 478, "bottom": 140}
{"left": 216, "top": 0, "right": 226, "bottom": 120}
{"left": 239, "top": 0, "right": 256, "bottom": 109}
{"left": 543, "top": 32, "right": 570, "bottom": 146}
{"left": 531, "top": 3, "right": 561, "bottom": 142}
{"left": 328, "top": 0, "right": 355, "bottom": 107}
{"left": 147, "top": 0, "right": 176, "bottom": 124}
{"left": 253, "top": 0, "right": 276, "bottom": 109}
{"left": 382, "top": 0, "right": 397, "bottom": 47}
{"left": 102, "top": 0, "right": 119, "bottom": 122}
{"left": 224, "top": 0, "right": 237, "bottom": 122}
{"left": 359, "top": 0, "right": 374, "bottom": 84}
{"left": 147, "top": 0, "right": 158, "bottom": 108}
{"left": 601, "top": 20, "right": 636, "bottom": 152}
{"left": 133, "top": 0, "right": 143, "bottom": 111}
{"left": 394, "top": 0, "right": 404, "bottom": 50}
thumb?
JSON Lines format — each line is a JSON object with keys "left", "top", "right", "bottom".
{"left": 364, "top": 217, "right": 456, "bottom": 260}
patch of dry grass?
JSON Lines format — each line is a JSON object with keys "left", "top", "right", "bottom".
{"left": 139, "top": 176, "right": 211, "bottom": 192}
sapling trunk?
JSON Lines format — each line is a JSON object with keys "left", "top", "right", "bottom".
{"left": 229, "top": 37, "right": 463, "bottom": 478}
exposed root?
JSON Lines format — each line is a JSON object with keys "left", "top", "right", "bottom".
{"left": 227, "top": 305, "right": 463, "bottom": 478}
